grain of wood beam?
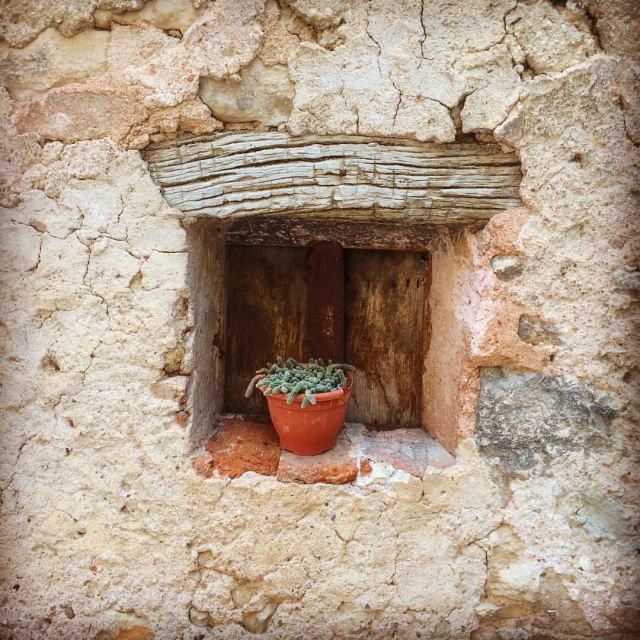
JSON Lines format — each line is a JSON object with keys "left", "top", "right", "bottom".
{"left": 145, "top": 132, "right": 522, "bottom": 226}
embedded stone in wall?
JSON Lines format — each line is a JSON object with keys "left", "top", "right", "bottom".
{"left": 612, "top": 268, "right": 640, "bottom": 292}
{"left": 491, "top": 254, "right": 524, "bottom": 281}
{"left": 282, "top": 0, "right": 346, "bottom": 30}
{"left": 94, "top": 0, "right": 198, "bottom": 32}
{"left": 182, "top": 0, "right": 266, "bottom": 80}
{"left": 517, "top": 314, "right": 563, "bottom": 346}
{"left": 476, "top": 367, "right": 616, "bottom": 476}
{"left": 505, "top": 0, "right": 598, "bottom": 75}
{"left": 459, "top": 44, "right": 521, "bottom": 134}
{"left": 199, "top": 59, "right": 294, "bottom": 127}
{"left": 0, "top": 0, "right": 148, "bottom": 47}
{"left": 0, "top": 28, "right": 109, "bottom": 98}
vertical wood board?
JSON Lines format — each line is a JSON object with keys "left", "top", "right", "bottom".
{"left": 345, "top": 250, "right": 427, "bottom": 427}
{"left": 224, "top": 245, "right": 312, "bottom": 414}
{"left": 306, "top": 242, "right": 345, "bottom": 363}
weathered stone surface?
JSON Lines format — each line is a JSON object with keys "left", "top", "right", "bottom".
{"left": 288, "top": 38, "right": 456, "bottom": 141}
{"left": 94, "top": 0, "right": 199, "bottom": 32}
{"left": 199, "top": 59, "right": 294, "bottom": 126}
{"left": 277, "top": 434, "right": 357, "bottom": 484}
{"left": 282, "top": 0, "right": 346, "bottom": 30}
{"left": 258, "top": 0, "right": 300, "bottom": 67}
{"left": 201, "top": 419, "right": 281, "bottom": 478}
{"left": 476, "top": 368, "right": 616, "bottom": 475}
{"left": 14, "top": 86, "right": 148, "bottom": 144}
{"left": 612, "top": 268, "right": 640, "bottom": 292}
{"left": 0, "top": 28, "right": 109, "bottom": 98}
{"left": 182, "top": 0, "right": 266, "bottom": 80}
{"left": 0, "top": 0, "right": 148, "bottom": 47}
{"left": 518, "top": 314, "right": 563, "bottom": 346}
{"left": 565, "top": 492, "right": 633, "bottom": 542}
{"left": 491, "top": 254, "right": 525, "bottom": 280}
{"left": 459, "top": 44, "right": 521, "bottom": 134}
{"left": 347, "top": 425, "right": 455, "bottom": 477}
{"left": 506, "top": 1, "right": 598, "bottom": 75}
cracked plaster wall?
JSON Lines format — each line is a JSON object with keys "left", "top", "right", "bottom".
{"left": 0, "top": 0, "right": 639, "bottom": 638}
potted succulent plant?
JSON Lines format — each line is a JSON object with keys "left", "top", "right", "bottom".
{"left": 245, "top": 357, "right": 355, "bottom": 456}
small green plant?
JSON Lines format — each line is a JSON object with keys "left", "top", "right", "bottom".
{"left": 245, "top": 357, "right": 355, "bottom": 408}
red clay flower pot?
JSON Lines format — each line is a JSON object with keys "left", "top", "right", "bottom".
{"left": 264, "top": 373, "right": 353, "bottom": 456}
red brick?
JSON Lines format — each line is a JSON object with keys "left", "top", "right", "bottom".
{"left": 193, "top": 452, "right": 214, "bottom": 478}
{"left": 359, "top": 458, "right": 373, "bottom": 476}
{"left": 175, "top": 410, "right": 189, "bottom": 428}
{"left": 277, "top": 436, "right": 357, "bottom": 484}
{"left": 203, "top": 418, "right": 281, "bottom": 479}
{"left": 115, "top": 626, "right": 155, "bottom": 640}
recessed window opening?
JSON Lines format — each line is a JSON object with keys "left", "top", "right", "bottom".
{"left": 223, "top": 238, "right": 429, "bottom": 429}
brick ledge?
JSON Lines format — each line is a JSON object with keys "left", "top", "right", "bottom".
{"left": 194, "top": 418, "right": 456, "bottom": 485}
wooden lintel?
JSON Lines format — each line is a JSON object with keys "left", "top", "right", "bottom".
{"left": 145, "top": 132, "right": 522, "bottom": 225}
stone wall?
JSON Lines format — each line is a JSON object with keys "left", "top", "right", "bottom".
{"left": 0, "top": 1, "right": 638, "bottom": 638}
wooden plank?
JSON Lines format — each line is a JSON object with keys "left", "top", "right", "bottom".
{"left": 226, "top": 217, "right": 444, "bottom": 249}
{"left": 345, "top": 250, "right": 427, "bottom": 428}
{"left": 145, "top": 132, "right": 521, "bottom": 225}
{"left": 187, "top": 221, "right": 227, "bottom": 447}
{"left": 223, "top": 245, "right": 312, "bottom": 414}
{"left": 306, "top": 242, "right": 344, "bottom": 363}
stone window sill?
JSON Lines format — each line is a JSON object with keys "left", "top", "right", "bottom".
{"left": 193, "top": 418, "right": 456, "bottom": 486}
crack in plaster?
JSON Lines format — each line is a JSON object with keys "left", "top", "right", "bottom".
{"left": 0, "top": 432, "right": 38, "bottom": 505}
{"left": 617, "top": 94, "right": 639, "bottom": 148}
{"left": 418, "top": 0, "right": 430, "bottom": 63}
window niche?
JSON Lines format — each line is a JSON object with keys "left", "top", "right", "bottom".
{"left": 146, "top": 132, "right": 522, "bottom": 453}
{"left": 187, "top": 218, "right": 436, "bottom": 446}
{"left": 222, "top": 233, "right": 430, "bottom": 428}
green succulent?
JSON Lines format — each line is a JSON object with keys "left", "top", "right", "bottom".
{"left": 245, "top": 357, "right": 355, "bottom": 408}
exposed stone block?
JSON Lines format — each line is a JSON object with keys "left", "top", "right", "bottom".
{"left": 518, "top": 314, "right": 563, "bottom": 346}
{"left": 182, "top": 0, "right": 265, "bottom": 80}
{"left": 199, "top": 59, "right": 294, "bottom": 127}
{"left": 0, "top": 28, "right": 109, "bottom": 98}
{"left": 506, "top": 0, "right": 598, "bottom": 75}
{"left": 94, "top": 0, "right": 198, "bottom": 32}
{"left": 347, "top": 425, "right": 455, "bottom": 477}
{"left": 490, "top": 255, "right": 525, "bottom": 281}
{"left": 476, "top": 367, "right": 615, "bottom": 475}
{"left": 612, "top": 268, "right": 640, "bottom": 292}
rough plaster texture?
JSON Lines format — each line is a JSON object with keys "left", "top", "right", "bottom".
{"left": 0, "top": 0, "right": 639, "bottom": 638}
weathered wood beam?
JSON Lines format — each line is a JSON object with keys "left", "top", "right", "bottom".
{"left": 224, "top": 217, "right": 443, "bottom": 250}
{"left": 145, "top": 132, "right": 521, "bottom": 226}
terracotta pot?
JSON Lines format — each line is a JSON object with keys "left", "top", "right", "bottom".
{"left": 264, "top": 372, "right": 353, "bottom": 456}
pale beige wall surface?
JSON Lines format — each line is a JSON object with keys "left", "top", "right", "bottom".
{"left": 0, "top": 1, "right": 638, "bottom": 638}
